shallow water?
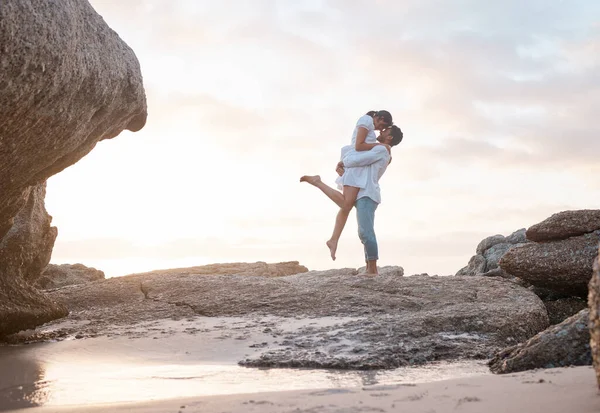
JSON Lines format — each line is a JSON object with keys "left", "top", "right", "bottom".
{"left": 0, "top": 339, "right": 489, "bottom": 411}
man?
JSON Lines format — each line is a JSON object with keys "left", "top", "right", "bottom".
{"left": 301, "top": 125, "right": 403, "bottom": 275}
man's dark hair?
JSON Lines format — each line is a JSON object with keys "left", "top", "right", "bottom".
{"left": 390, "top": 125, "right": 403, "bottom": 146}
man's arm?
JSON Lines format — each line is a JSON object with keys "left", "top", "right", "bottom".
{"left": 342, "top": 145, "right": 390, "bottom": 168}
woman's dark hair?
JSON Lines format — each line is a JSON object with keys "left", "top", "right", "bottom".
{"left": 390, "top": 125, "right": 403, "bottom": 146}
{"left": 366, "top": 110, "right": 393, "bottom": 126}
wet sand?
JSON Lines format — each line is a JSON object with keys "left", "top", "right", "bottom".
{"left": 10, "top": 366, "right": 599, "bottom": 413}
{"left": 0, "top": 318, "right": 489, "bottom": 411}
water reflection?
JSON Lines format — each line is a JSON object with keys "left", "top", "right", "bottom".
{"left": 0, "top": 345, "right": 47, "bottom": 411}
{"left": 0, "top": 343, "right": 489, "bottom": 409}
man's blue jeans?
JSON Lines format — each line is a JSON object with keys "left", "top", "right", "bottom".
{"left": 355, "top": 197, "right": 378, "bottom": 261}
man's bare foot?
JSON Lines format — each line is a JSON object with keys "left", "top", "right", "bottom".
{"left": 365, "top": 263, "right": 378, "bottom": 276}
{"left": 300, "top": 175, "right": 321, "bottom": 185}
{"left": 326, "top": 239, "right": 337, "bottom": 261}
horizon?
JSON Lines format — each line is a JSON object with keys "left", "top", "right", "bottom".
{"left": 46, "top": 0, "right": 600, "bottom": 277}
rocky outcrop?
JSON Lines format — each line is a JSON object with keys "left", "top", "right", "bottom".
{"left": 590, "top": 245, "right": 600, "bottom": 389}
{"left": 456, "top": 229, "right": 527, "bottom": 277}
{"left": 526, "top": 210, "right": 600, "bottom": 242}
{"left": 16, "top": 268, "right": 550, "bottom": 369}
{"left": 500, "top": 232, "right": 599, "bottom": 297}
{"left": 36, "top": 263, "right": 105, "bottom": 290}
{"left": 0, "top": 0, "right": 147, "bottom": 336}
{"left": 457, "top": 211, "right": 600, "bottom": 377}
{"left": 489, "top": 309, "right": 591, "bottom": 374}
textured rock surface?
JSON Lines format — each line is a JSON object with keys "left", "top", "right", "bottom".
{"left": 36, "top": 263, "right": 105, "bottom": 290}
{"left": 18, "top": 268, "right": 550, "bottom": 369}
{"left": 528, "top": 286, "right": 571, "bottom": 301}
{"left": 0, "top": 0, "right": 147, "bottom": 336}
{"left": 357, "top": 265, "right": 404, "bottom": 277}
{"left": 457, "top": 229, "right": 527, "bottom": 276}
{"left": 526, "top": 210, "right": 600, "bottom": 242}
{"left": 544, "top": 297, "right": 588, "bottom": 325}
{"left": 132, "top": 261, "right": 309, "bottom": 278}
{"left": 0, "top": 184, "right": 57, "bottom": 284}
{"left": 499, "top": 232, "right": 600, "bottom": 297}
{"left": 0, "top": 183, "right": 67, "bottom": 336}
{"left": 489, "top": 309, "right": 591, "bottom": 374}
{"left": 476, "top": 234, "right": 507, "bottom": 255}
{"left": 590, "top": 246, "right": 600, "bottom": 389}
{"left": 483, "top": 242, "right": 516, "bottom": 272}
{"left": 456, "top": 254, "right": 486, "bottom": 276}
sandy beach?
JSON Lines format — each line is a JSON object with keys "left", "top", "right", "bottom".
{"left": 9, "top": 366, "right": 598, "bottom": 413}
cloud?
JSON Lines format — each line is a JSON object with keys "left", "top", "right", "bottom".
{"left": 54, "top": 1, "right": 600, "bottom": 278}
{"left": 92, "top": 0, "right": 600, "bottom": 169}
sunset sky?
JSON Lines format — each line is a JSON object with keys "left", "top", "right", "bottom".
{"left": 46, "top": 0, "right": 600, "bottom": 277}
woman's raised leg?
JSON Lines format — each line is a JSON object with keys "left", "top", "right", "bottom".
{"left": 300, "top": 175, "right": 344, "bottom": 208}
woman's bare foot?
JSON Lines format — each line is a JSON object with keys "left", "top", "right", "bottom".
{"left": 300, "top": 175, "right": 321, "bottom": 185}
{"left": 326, "top": 239, "right": 338, "bottom": 261}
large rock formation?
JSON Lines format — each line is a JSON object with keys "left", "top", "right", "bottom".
{"left": 36, "top": 263, "right": 105, "bottom": 290}
{"left": 0, "top": 0, "right": 147, "bottom": 336}
{"left": 13, "top": 267, "right": 550, "bottom": 369}
{"left": 590, "top": 245, "right": 600, "bottom": 389}
{"left": 489, "top": 309, "right": 591, "bottom": 374}
{"left": 500, "top": 231, "right": 599, "bottom": 297}
{"left": 456, "top": 229, "right": 527, "bottom": 277}
{"left": 526, "top": 210, "right": 600, "bottom": 242}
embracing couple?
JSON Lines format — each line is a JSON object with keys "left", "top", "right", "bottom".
{"left": 301, "top": 110, "right": 403, "bottom": 276}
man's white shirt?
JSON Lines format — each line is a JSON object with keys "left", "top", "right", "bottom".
{"left": 341, "top": 145, "right": 390, "bottom": 204}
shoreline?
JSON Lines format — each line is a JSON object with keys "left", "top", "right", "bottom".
{"left": 11, "top": 366, "right": 599, "bottom": 413}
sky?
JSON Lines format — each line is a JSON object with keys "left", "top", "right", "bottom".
{"left": 46, "top": 0, "right": 600, "bottom": 277}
